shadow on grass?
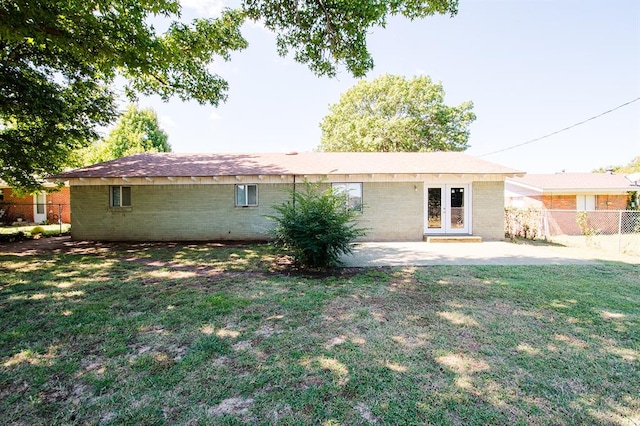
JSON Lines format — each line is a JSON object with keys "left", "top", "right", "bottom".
{"left": 0, "top": 241, "right": 638, "bottom": 424}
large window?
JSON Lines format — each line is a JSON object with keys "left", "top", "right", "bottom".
{"left": 236, "top": 184, "right": 258, "bottom": 207}
{"left": 111, "top": 186, "right": 131, "bottom": 207}
{"left": 332, "top": 183, "right": 363, "bottom": 212}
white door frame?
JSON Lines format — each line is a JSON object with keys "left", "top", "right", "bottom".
{"left": 33, "top": 192, "right": 47, "bottom": 223}
{"left": 424, "top": 184, "right": 471, "bottom": 234}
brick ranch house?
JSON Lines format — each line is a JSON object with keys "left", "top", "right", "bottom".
{"left": 505, "top": 173, "right": 637, "bottom": 210}
{"left": 0, "top": 182, "right": 71, "bottom": 224}
{"left": 505, "top": 172, "right": 639, "bottom": 235}
{"left": 52, "top": 152, "right": 523, "bottom": 242}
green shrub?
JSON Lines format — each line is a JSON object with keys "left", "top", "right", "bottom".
{"left": 0, "top": 231, "right": 27, "bottom": 242}
{"left": 30, "top": 226, "right": 46, "bottom": 235}
{"left": 268, "top": 181, "right": 366, "bottom": 269}
{"left": 576, "top": 211, "right": 596, "bottom": 236}
{"left": 505, "top": 207, "right": 542, "bottom": 240}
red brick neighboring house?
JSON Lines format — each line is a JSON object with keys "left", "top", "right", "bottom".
{"left": 0, "top": 183, "right": 71, "bottom": 224}
{"left": 505, "top": 173, "right": 636, "bottom": 210}
{"left": 505, "top": 173, "right": 639, "bottom": 235}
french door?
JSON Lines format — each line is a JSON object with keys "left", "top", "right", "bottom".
{"left": 425, "top": 185, "right": 470, "bottom": 234}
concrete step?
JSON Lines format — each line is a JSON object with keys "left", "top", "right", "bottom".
{"left": 424, "top": 235, "right": 483, "bottom": 243}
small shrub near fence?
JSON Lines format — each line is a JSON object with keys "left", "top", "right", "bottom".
{"left": 505, "top": 207, "right": 543, "bottom": 240}
{"left": 506, "top": 208, "right": 640, "bottom": 255}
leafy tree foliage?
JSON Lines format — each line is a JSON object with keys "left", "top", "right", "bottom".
{"left": 319, "top": 74, "right": 475, "bottom": 152}
{"left": 80, "top": 105, "right": 170, "bottom": 165}
{"left": 244, "top": 0, "right": 458, "bottom": 78}
{"left": 269, "top": 182, "right": 366, "bottom": 269}
{"left": 595, "top": 156, "right": 640, "bottom": 174}
{"left": 1, "top": 0, "right": 458, "bottom": 191}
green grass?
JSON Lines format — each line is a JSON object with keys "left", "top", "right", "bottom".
{"left": 1, "top": 242, "right": 638, "bottom": 425}
{"left": 0, "top": 224, "right": 71, "bottom": 237}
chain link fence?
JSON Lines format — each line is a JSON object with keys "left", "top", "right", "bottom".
{"left": 505, "top": 208, "right": 640, "bottom": 256}
{"left": 0, "top": 202, "right": 70, "bottom": 226}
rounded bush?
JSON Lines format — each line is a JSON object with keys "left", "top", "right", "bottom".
{"left": 30, "top": 226, "right": 46, "bottom": 235}
{"left": 269, "top": 181, "right": 366, "bottom": 269}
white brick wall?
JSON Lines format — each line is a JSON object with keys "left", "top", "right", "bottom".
{"left": 71, "top": 180, "right": 505, "bottom": 241}
{"left": 472, "top": 181, "right": 506, "bottom": 240}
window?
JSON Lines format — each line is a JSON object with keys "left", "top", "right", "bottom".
{"left": 0, "top": 189, "right": 3, "bottom": 201}
{"left": 576, "top": 195, "right": 596, "bottom": 211}
{"left": 236, "top": 184, "right": 258, "bottom": 207}
{"left": 332, "top": 183, "right": 363, "bottom": 212}
{"left": 111, "top": 186, "right": 131, "bottom": 207}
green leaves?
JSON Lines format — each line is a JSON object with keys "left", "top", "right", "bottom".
{"left": 79, "top": 105, "right": 170, "bottom": 165}
{"left": 268, "top": 181, "right": 366, "bottom": 269}
{"left": 1, "top": 1, "right": 245, "bottom": 190}
{"left": 319, "top": 74, "right": 476, "bottom": 153}
{"left": 243, "top": 0, "right": 459, "bottom": 77}
{"left": 1, "top": 0, "right": 459, "bottom": 190}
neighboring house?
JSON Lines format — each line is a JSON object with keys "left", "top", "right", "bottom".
{"left": 0, "top": 182, "right": 71, "bottom": 224}
{"left": 505, "top": 173, "right": 637, "bottom": 210}
{"left": 52, "top": 152, "right": 523, "bottom": 242}
{"left": 505, "top": 172, "right": 639, "bottom": 237}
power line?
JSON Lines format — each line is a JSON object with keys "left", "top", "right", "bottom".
{"left": 478, "top": 96, "right": 640, "bottom": 157}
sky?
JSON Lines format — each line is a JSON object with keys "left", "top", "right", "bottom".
{"left": 134, "top": 0, "right": 640, "bottom": 174}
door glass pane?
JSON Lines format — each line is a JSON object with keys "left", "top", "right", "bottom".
{"left": 428, "top": 188, "right": 442, "bottom": 229}
{"left": 36, "top": 193, "right": 45, "bottom": 214}
{"left": 450, "top": 187, "right": 464, "bottom": 229}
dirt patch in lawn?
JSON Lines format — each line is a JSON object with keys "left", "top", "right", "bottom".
{"left": 0, "top": 236, "right": 265, "bottom": 256}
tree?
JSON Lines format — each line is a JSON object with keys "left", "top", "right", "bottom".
{"left": 269, "top": 181, "right": 366, "bottom": 269}
{"left": 318, "top": 74, "right": 475, "bottom": 152}
{"left": 594, "top": 156, "right": 640, "bottom": 174}
{"left": 1, "top": 0, "right": 459, "bottom": 191}
{"left": 80, "top": 105, "right": 170, "bottom": 165}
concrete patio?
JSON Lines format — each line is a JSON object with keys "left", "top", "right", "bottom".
{"left": 341, "top": 240, "right": 640, "bottom": 267}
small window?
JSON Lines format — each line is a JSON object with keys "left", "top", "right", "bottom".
{"left": 111, "top": 186, "right": 131, "bottom": 207}
{"left": 236, "top": 184, "right": 258, "bottom": 207}
{"left": 332, "top": 183, "right": 363, "bottom": 212}
{"left": 0, "top": 189, "right": 4, "bottom": 201}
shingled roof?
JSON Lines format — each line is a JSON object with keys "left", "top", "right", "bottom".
{"left": 53, "top": 152, "right": 523, "bottom": 179}
{"left": 507, "top": 173, "right": 636, "bottom": 192}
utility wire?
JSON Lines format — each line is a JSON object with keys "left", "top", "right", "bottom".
{"left": 478, "top": 96, "right": 640, "bottom": 157}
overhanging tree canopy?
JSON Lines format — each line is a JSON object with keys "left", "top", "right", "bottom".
{"left": 1, "top": 0, "right": 458, "bottom": 191}
{"left": 318, "top": 74, "right": 475, "bottom": 152}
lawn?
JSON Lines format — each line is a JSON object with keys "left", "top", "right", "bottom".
{"left": 0, "top": 241, "right": 638, "bottom": 425}
{"left": 0, "top": 224, "right": 71, "bottom": 236}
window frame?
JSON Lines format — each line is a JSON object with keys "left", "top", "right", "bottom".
{"left": 110, "top": 186, "right": 132, "bottom": 208}
{"left": 332, "top": 182, "right": 363, "bottom": 213}
{"left": 235, "top": 184, "right": 258, "bottom": 207}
